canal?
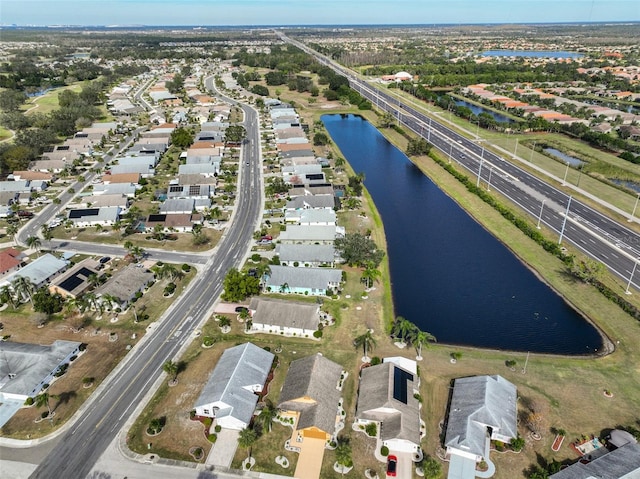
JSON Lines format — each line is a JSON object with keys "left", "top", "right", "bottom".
{"left": 323, "top": 113, "right": 603, "bottom": 354}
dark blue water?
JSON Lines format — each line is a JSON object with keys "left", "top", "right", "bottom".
{"left": 323, "top": 114, "right": 603, "bottom": 354}
{"left": 454, "top": 100, "right": 514, "bottom": 124}
{"left": 482, "top": 50, "right": 584, "bottom": 59}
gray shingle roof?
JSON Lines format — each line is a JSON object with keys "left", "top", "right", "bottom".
{"left": 95, "top": 264, "right": 154, "bottom": 303}
{"left": 356, "top": 361, "right": 421, "bottom": 445}
{"left": 286, "top": 196, "right": 335, "bottom": 210}
{"left": 195, "top": 343, "right": 274, "bottom": 426}
{"left": 278, "top": 353, "right": 343, "bottom": 435}
{"left": 549, "top": 442, "right": 640, "bottom": 479}
{"left": 277, "top": 244, "right": 335, "bottom": 264}
{"left": 266, "top": 265, "right": 342, "bottom": 292}
{"left": 248, "top": 297, "right": 320, "bottom": 331}
{"left": 0, "top": 340, "right": 81, "bottom": 397}
{"left": 445, "top": 375, "right": 517, "bottom": 459}
{"left": 279, "top": 225, "right": 337, "bottom": 242}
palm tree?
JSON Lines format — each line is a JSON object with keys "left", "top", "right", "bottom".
{"left": 238, "top": 426, "right": 258, "bottom": 459}
{"left": 0, "top": 284, "right": 19, "bottom": 309}
{"left": 129, "top": 245, "right": 145, "bottom": 262}
{"left": 219, "top": 316, "right": 231, "bottom": 329}
{"left": 257, "top": 399, "right": 277, "bottom": 433}
{"left": 35, "top": 392, "right": 53, "bottom": 417}
{"left": 209, "top": 206, "right": 222, "bottom": 222}
{"left": 162, "top": 360, "right": 179, "bottom": 383}
{"left": 361, "top": 262, "right": 381, "bottom": 289}
{"left": 26, "top": 236, "right": 42, "bottom": 256}
{"left": 101, "top": 293, "right": 118, "bottom": 312}
{"left": 156, "top": 263, "right": 182, "bottom": 282}
{"left": 335, "top": 436, "right": 353, "bottom": 469}
{"left": 11, "top": 275, "right": 36, "bottom": 305}
{"left": 392, "top": 316, "right": 418, "bottom": 345}
{"left": 414, "top": 330, "right": 437, "bottom": 361}
{"left": 87, "top": 273, "right": 102, "bottom": 290}
{"left": 6, "top": 223, "right": 19, "bottom": 243}
{"left": 41, "top": 225, "right": 54, "bottom": 242}
{"left": 279, "top": 282, "right": 289, "bottom": 294}
{"left": 353, "top": 330, "right": 376, "bottom": 362}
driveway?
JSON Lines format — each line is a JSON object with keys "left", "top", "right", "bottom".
{"left": 206, "top": 428, "right": 239, "bottom": 468}
{"left": 294, "top": 436, "right": 325, "bottom": 479}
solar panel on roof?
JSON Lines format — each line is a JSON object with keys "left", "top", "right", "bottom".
{"left": 148, "top": 214, "right": 166, "bottom": 222}
{"left": 69, "top": 208, "right": 100, "bottom": 218}
{"left": 393, "top": 366, "right": 413, "bottom": 404}
{"left": 58, "top": 267, "right": 95, "bottom": 293}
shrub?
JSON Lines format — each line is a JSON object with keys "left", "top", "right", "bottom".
{"left": 365, "top": 423, "right": 377, "bottom": 437}
{"left": 82, "top": 376, "right": 94, "bottom": 385}
{"left": 189, "top": 410, "right": 196, "bottom": 420}
{"left": 181, "top": 263, "right": 191, "bottom": 272}
{"left": 370, "top": 356, "right": 382, "bottom": 365}
{"left": 207, "top": 433, "right": 217, "bottom": 443}
{"left": 414, "top": 393, "right": 423, "bottom": 403}
{"left": 313, "top": 330, "right": 323, "bottom": 338}
{"left": 79, "top": 343, "right": 87, "bottom": 351}
{"left": 203, "top": 417, "right": 213, "bottom": 427}
{"left": 380, "top": 445, "right": 389, "bottom": 456}
{"left": 69, "top": 355, "right": 77, "bottom": 362}
{"left": 510, "top": 436, "right": 525, "bottom": 452}
{"left": 214, "top": 425, "right": 221, "bottom": 433}
{"left": 24, "top": 397, "right": 34, "bottom": 406}
{"left": 41, "top": 411, "right": 49, "bottom": 419}
{"left": 505, "top": 360, "right": 517, "bottom": 368}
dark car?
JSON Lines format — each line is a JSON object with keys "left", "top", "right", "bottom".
{"left": 235, "top": 306, "right": 248, "bottom": 314}
{"left": 99, "top": 256, "right": 111, "bottom": 264}
{"left": 386, "top": 455, "right": 397, "bottom": 477}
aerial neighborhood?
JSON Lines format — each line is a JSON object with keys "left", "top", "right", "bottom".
{"left": 1, "top": 20, "right": 640, "bottom": 479}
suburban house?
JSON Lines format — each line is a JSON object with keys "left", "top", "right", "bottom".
{"left": 166, "top": 184, "right": 213, "bottom": 200}
{"left": 276, "top": 244, "right": 336, "bottom": 268}
{"left": 0, "top": 253, "right": 68, "bottom": 290}
{"left": 143, "top": 213, "right": 203, "bottom": 233}
{"left": 0, "top": 340, "right": 82, "bottom": 428}
{"left": 285, "top": 209, "right": 336, "bottom": 226}
{"left": 83, "top": 194, "right": 129, "bottom": 210}
{"left": 0, "top": 248, "right": 25, "bottom": 278}
{"left": 95, "top": 264, "right": 154, "bottom": 310}
{"left": 248, "top": 297, "right": 321, "bottom": 337}
{"left": 92, "top": 182, "right": 138, "bottom": 198}
{"left": 549, "top": 442, "right": 640, "bottom": 479}
{"left": 278, "top": 225, "right": 342, "bottom": 245}
{"left": 278, "top": 353, "right": 344, "bottom": 442}
{"left": 101, "top": 173, "right": 141, "bottom": 184}
{"left": 67, "top": 206, "right": 121, "bottom": 227}
{"left": 265, "top": 265, "right": 342, "bottom": 296}
{"left": 193, "top": 342, "right": 274, "bottom": 430}
{"left": 444, "top": 375, "right": 517, "bottom": 465}
{"left": 159, "top": 198, "right": 197, "bottom": 215}
{"left": 355, "top": 357, "right": 422, "bottom": 454}
{"left": 49, "top": 258, "right": 100, "bottom": 299}
{"left": 285, "top": 195, "right": 336, "bottom": 211}
{"left": 178, "top": 163, "right": 220, "bottom": 177}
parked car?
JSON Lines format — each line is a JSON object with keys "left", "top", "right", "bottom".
{"left": 386, "top": 455, "right": 397, "bottom": 477}
{"left": 17, "top": 211, "right": 34, "bottom": 218}
{"left": 235, "top": 306, "right": 248, "bottom": 314}
{"left": 99, "top": 256, "right": 111, "bottom": 264}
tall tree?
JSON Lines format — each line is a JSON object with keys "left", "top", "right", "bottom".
{"left": 414, "top": 330, "right": 437, "bottom": 360}
{"left": 162, "top": 360, "right": 179, "bottom": 383}
{"left": 238, "top": 427, "right": 258, "bottom": 459}
{"left": 11, "top": 275, "right": 36, "bottom": 305}
{"left": 353, "top": 330, "right": 376, "bottom": 362}
{"left": 360, "top": 262, "right": 381, "bottom": 289}
{"left": 257, "top": 399, "right": 277, "bottom": 433}
{"left": 26, "top": 235, "right": 42, "bottom": 255}
{"left": 34, "top": 392, "right": 53, "bottom": 417}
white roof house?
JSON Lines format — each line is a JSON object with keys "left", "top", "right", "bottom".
{"left": 68, "top": 206, "right": 121, "bottom": 227}
{"left": 279, "top": 225, "right": 340, "bottom": 245}
{"left": 1, "top": 253, "right": 68, "bottom": 290}
{"left": 265, "top": 265, "right": 342, "bottom": 296}
{"left": 285, "top": 209, "right": 336, "bottom": 226}
{"left": 444, "top": 375, "right": 517, "bottom": 463}
{"left": 92, "top": 183, "right": 138, "bottom": 197}
{"left": 285, "top": 196, "right": 335, "bottom": 211}
{"left": 194, "top": 342, "right": 274, "bottom": 430}
{"left": 0, "top": 340, "right": 82, "bottom": 401}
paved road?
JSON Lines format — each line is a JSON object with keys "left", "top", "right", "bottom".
{"left": 9, "top": 80, "right": 263, "bottom": 479}
{"left": 279, "top": 32, "right": 640, "bottom": 293}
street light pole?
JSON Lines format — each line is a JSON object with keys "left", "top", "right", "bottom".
{"left": 537, "top": 199, "right": 546, "bottom": 229}
{"left": 558, "top": 196, "right": 573, "bottom": 245}
{"left": 562, "top": 162, "right": 570, "bottom": 186}
{"left": 514, "top": 138, "right": 519, "bottom": 158}
{"left": 448, "top": 142, "right": 453, "bottom": 164}
{"left": 487, "top": 168, "right": 493, "bottom": 191}
{"left": 626, "top": 259, "right": 639, "bottom": 295}
{"left": 628, "top": 193, "right": 640, "bottom": 223}
{"left": 428, "top": 116, "right": 432, "bottom": 142}
{"left": 476, "top": 158, "right": 484, "bottom": 187}
{"left": 530, "top": 141, "right": 536, "bottom": 162}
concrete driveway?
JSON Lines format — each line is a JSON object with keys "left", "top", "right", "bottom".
{"left": 206, "top": 428, "right": 239, "bottom": 468}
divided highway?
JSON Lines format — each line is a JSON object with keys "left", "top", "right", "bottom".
{"left": 22, "top": 80, "right": 263, "bottom": 479}
{"left": 280, "top": 32, "right": 640, "bottom": 292}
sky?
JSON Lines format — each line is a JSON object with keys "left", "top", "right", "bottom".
{"left": 1, "top": 0, "right": 638, "bottom": 26}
